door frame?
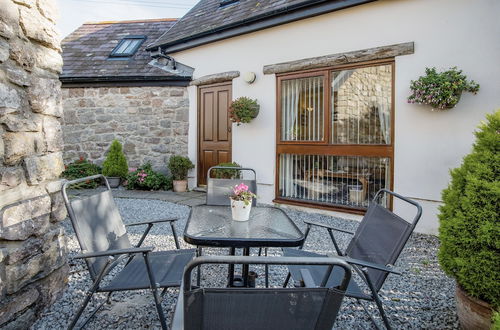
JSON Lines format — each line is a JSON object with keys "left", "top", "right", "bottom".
{"left": 197, "top": 81, "right": 233, "bottom": 186}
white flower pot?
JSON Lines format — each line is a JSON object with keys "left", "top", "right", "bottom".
{"left": 230, "top": 198, "right": 252, "bottom": 221}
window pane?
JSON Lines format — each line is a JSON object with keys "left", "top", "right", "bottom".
{"left": 115, "top": 39, "right": 132, "bottom": 54}
{"left": 123, "top": 39, "right": 141, "bottom": 54}
{"left": 281, "top": 76, "right": 324, "bottom": 142}
{"left": 279, "top": 154, "right": 390, "bottom": 208}
{"left": 331, "top": 64, "right": 392, "bottom": 144}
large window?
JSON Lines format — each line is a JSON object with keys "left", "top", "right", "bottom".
{"left": 276, "top": 61, "right": 394, "bottom": 211}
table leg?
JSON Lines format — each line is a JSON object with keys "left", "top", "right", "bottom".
{"left": 242, "top": 247, "right": 250, "bottom": 287}
{"left": 228, "top": 247, "right": 235, "bottom": 287}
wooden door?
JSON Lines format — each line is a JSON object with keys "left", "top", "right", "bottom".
{"left": 198, "top": 83, "right": 232, "bottom": 185}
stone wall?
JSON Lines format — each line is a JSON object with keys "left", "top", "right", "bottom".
{"left": 61, "top": 86, "right": 189, "bottom": 172}
{"left": 0, "top": 0, "right": 68, "bottom": 328}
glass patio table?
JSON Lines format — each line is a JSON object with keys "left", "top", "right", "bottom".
{"left": 184, "top": 205, "right": 305, "bottom": 287}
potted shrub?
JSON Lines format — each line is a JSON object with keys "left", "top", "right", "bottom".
{"left": 102, "top": 139, "right": 128, "bottom": 188}
{"left": 229, "top": 183, "right": 256, "bottom": 221}
{"left": 229, "top": 97, "right": 259, "bottom": 125}
{"left": 168, "top": 155, "right": 194, "bottom": 192}
{"left": 407, "top": 67, "right": 480, "bottom": 110}
{"left": 438, "top": 110, "right": 499, "bottom": 329}
{"left": 213, "top": 162, "right": 242, "bottom": 179}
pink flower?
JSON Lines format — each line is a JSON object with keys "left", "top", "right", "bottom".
{"left": 233, "top": 183, "right": 248, "bottom": 195}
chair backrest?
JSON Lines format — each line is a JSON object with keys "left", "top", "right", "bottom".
{"left": 183, "top": 256, "right": 351, "bottom": 330}
{"left": 345, "top": 189, "right": 422, "bottom": 291}
{"left": 206, "top": 166, "right": 257, "bottom": 207}
{"left": 62, "top": 175, "right": 132, "bottom": 280}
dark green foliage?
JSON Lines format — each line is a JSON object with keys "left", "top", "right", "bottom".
{"left": 168, "top": 155, "right": 194, "bottom": 180}
{"left": 62, "top": 157, "right": 101, "bottom": 189}
{"left": 213, "top": 162, "right": 242, "bottom": 179}
{"left": 102, "top": 140, "right": 129, "bottom": 179}
{"left": 125, "top": 163, "right": 172, "bottom": 190}
{"left": 229, "top": 97, "right": 259, "bottom": 125}
{"left": 438, "top": 110, "right": 500, "bottom": 307}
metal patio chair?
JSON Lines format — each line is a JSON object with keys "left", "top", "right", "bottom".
{"left": 282, "top": 189, "right": 422, "bottom": 330}
{"left": 171, "top": 255, "right": 352, "bottom": 330}
{"left": 62, "top": 175, "right": 196, "bottom": 329}
{"left": 206, "top": 166, "right": 257, "bottom": 206}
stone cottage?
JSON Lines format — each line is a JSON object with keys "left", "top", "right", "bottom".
{"left": 60, "top": 18, "right": 192, "bottom": 171}
{"left": 145, "top": 0, "right": 500, "bottom": 234}
{"left": 0, "top": 0, "right": 68, "bottom": 327}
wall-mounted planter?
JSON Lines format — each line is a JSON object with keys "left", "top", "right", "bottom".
{"left": 407, "top": 67, "right": 479, "bottom": 110}
{"left": 229, "top": 97, "right": 259, "bottom": 125}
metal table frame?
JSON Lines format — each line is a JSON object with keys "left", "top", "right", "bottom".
{"left": 184, "top": 205, "right": 305, "bottom": 287}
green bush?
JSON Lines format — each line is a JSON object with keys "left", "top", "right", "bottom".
{"left": 229, "top": 97, "right": 259, "bottom": 125}
{"left": 213, "top": 162, "right": 242, "bottom": 179}
{"left": 438, "top": 110, "right": 500, "bottom": 307}
{"left": 168, "top": 155, "right": 194, "bottom": 181}
{"left": 492, "top": 311, "right": 500, "bottom": 330}
{"left": 62, "top": 157, "right": 101, "bottom": 189}
{"left": 102, "top": 139, "right": 128, "bottom": 179}
{"left": 125, "top": 163, "right": 172, "bottom": 190}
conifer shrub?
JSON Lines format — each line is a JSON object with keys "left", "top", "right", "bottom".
{"left": 102, "top": 139, "right": 129, "bottom": 179}
{"left": 438, "top": 110, "right": 500, "bottom": 307}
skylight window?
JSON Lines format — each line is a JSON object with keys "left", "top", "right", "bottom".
{"left": 219, "top": 0, "right": 239, "bottom": 7}
{"left": 110, "top": 36, "right": 146, "bottom": 57}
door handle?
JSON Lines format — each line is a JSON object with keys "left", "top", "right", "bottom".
{"left": 228, "top": 127, "right": 232, "bottom": 132}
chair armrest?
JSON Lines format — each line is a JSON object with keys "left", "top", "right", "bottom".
{"left": 74, "top": 247, "right": 154, "bottom": 259}
{"left": 125, "top": 218, "right": 178, "bottom": 227}
{"left": 341, "top": 256, "right": 401, "bottom": 275}
{"left": 303, "top": 219, "right": 355, "bottom": 235}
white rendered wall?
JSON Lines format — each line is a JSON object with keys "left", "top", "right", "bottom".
{"left": 180, "top": 0, "right": 500, "bottom": 234}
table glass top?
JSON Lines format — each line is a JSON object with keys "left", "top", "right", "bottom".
{"left": 184, "top": 205, "right": 304, "bottom": 246}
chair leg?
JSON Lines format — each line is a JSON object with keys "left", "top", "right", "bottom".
{"left": 68, "top": 290, "right": 96, "bottom": 329}
{"left": 264, "top": 248, "right": 269, "bottom": 288}
{"left": 360, "top": 268, "right": 392, "bottom": 330}
{"left": 283, "top": 272, "right": 291, "bottom": 288}
{"left": 371, "top": 291, "right": 392, "bottom": 330}
{"left": 143, "top": 253, "right": 168, "bottom": 330}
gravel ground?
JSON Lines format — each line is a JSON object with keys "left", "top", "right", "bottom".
{"left": 31, "top": 198, "right": 458, "bottom": 330}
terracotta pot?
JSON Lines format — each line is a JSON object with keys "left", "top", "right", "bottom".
{"left": 230, "top": 198, "right": 252, "bottom": 221}
{"left": 455, "top": 284, "right": 493, "bottom": 330}
{"left": 173, "top": 180, "right": 188, "bottom": 192}
{"left": 106, "top": 177, "right": 120, "bottom": 188}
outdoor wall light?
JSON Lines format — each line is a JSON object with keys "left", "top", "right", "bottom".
{"left": 243, "top": 71, "right": 256, "bottom": 84}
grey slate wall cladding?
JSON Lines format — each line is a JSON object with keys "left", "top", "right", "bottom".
{"left": 0, "top": 0, "right": 69, "bottom": 328}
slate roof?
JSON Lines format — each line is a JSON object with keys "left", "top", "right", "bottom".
{"left": 148, "top": 0, "right": 375, "bottom": 51}
{"left": 61, "top": 19, "right": 190, "bottom": 82}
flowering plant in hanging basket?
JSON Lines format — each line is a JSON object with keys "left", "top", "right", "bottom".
{"left": 229, "top": 97, "right": 260, "bottom": 125}
{"left": 407, "top": 67, "right": 479, "bottom": 110}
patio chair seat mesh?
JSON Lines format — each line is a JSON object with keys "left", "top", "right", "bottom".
{"left": 207, "top": 178, "right": 257, "bottom": 206}
{"left": 70, "top": 190, "right": 132, "bottom": 279}
{"left": 283, "top": 248, "right": 370, "bottom": 300}
{"left": 345, "top": 203, "right": 412, "bottom": 291}
{"left": 99, "top": 249, "right": 196, "bottom": 291}
{"left": 184, "top": 287, "right": 344, "bottom": 330}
